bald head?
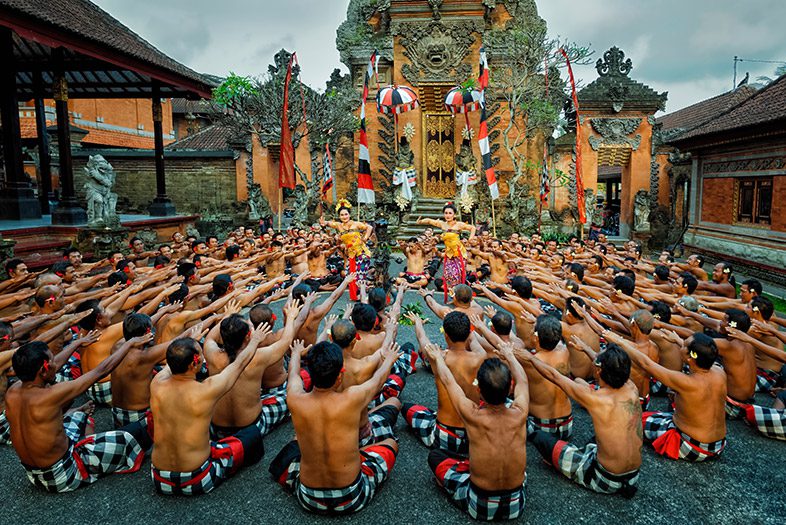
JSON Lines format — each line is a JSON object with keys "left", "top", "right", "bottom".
{"left": 34, "top": 285, "right": 62, "bottom": 308}
{"left": 34, "top": 273, "right": 62, "bottom": 288}
{"left": 331, "top": 320, "right": 357, "bottom": 349}
{"left": 631, "top": 309, "right": 654, "bottom": 335}
{"left": 453, "top": 284, "right": 473, "bottom": 305}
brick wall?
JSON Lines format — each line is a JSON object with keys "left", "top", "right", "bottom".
{"left": 73, "top": 154, "right": 237, "bottom": 215}
{"left": 701, "top": 177, "right": 734, "bottom": 224}
{"left": 769, "top": 176, "right": 786, "bottom": 232}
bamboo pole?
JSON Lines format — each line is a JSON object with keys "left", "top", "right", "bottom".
{"left": 491, "top": 199, "right": 497, "bottom": 238}
{"left": 278, "top": 188, "right": 283, "bottom": 231}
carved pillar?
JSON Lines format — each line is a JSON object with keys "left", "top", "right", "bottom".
{"left": 33, "top": 70, "right": 52, "bottom": 214}
{"left": 148, "top": 81, "right": 176, "bottom": 216}
{"left": 51, "top": 47, "right": 87, "bottom": 225}
{"left": 0, "top": 27, "right": 41, "bottom": 219}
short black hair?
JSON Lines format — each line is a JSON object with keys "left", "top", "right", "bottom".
{"left": 63, "top": 247, "right": 80, "bottom": 258}
{"left": 191, "top": 239, "right": 206, "bottom": 251}
{"left": 226, "top": 245, "right": 241, "bottom": 261}
{"left": 613, "top": 275, "right": 635, "bottom": 296}
{"left": 307, "top": 341, "right": 344, "bottom": 389}
{"left": 679, "top": 273, "right": 698, "bottom": 294}
{"left": 654, "top": 265, "right": 670, "bottom": 281}
{"left": 291, "top": 284, "right": 311, "bottom": 302}
{"left": 211, "top": 274, "right": 233, "bottom": 299}
{"left": 510, "top": 276, "right": 533, "bottom": 299}
{"left": 351, "top": 303, "right": 377, "bottom": 332}
{"left": 726, "top": 309, "right": 751, "bottom": 333}
{"left": 12, "top": 341, "right": 50, "bottom": 382}
{"left": 220, "top": 314, "right": 250, "bottom": 360}
{"left": 177, "top": 262, "right": 197, "bottom": 279}
{"left": 152, "top": 255, "right": 171, "bottom": 268}
{"left": 443, "top": 311, "right": 471, "bottom": 343}
{"left": 592, "top": 254, "right": 604, "bottom": 269}
{"left": 0, "top": 320, "right": 12, "bottom": 342}
{"left": 168, "top": 283, "right": 189, "bottom": 304}
{"left": 649, "top": 301, "right": 672, "bottom": 323}
{"left": 620, "top": 269, "right": 636, "bottom": 283}
{"left": 565, "top": 296, "right": 586, "bottom": 318}
{"left": 75, "top": 299, "right": 101, "bottom": 330}
{"left": 597, "top": 343, "right": 631, "bottom": 388}
{"left": 123, "top": 312, "right": 152, "bottom": 340}
{"left": 130, "top": 236, "right": 142, "bottom": 245}
{"left": 108, "top": 271, "right": 129, "bottom": 287}
{"left": 568, "top": 263, "right": 585, "bottom": 282}
{"left": 750, "top": 296, "right": 774, "bottom": 321}
{"left": 536, "top": 315, "right": 562, "bottom": 350}
{"left": 741, "top": 279, "right": 762, "bottom": 296}
{"left": 368, "top": 288, "right": 387, "bottom": 313}
{"left": 5, "top": 258, "right": 24, "bottom": 275}
{"left": 689, "top": 333, "right": 717, "bottom": 370}
{"left": 477, "top": 358, "right": 511, "bottom": 406}
{"left": 167, "top": 337, "right": 201, "bottom": 374}
{"left": 694, "top": 254, "right": 705, "bottom": 266}
{"left": 331, "top": 319, "right": 357, "bottom": 349}
{"left": 116, "top": 259, "right": 133, "bottom": 273}
{"left": 249, "top": 304, "right": 273, "bottom": 328}
{"left": 491, "top": 311, "right": 513, "bottom": 336}
{"left": 51, "top": 261, "right": 72, "bottom": 277}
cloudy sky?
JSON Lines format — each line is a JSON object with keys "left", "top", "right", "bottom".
{"left": 93, "top": 0, "right": 786, "bottom": 113}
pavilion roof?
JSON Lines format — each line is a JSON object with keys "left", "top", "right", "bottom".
{"left": 0, "top": 0, "right": 216, "bottom": 99}
{"left": 656, "top": 85, "right": 758, "bottom": 134}
{"left": 165, "top": 124, "right": 231, "bottom": 152}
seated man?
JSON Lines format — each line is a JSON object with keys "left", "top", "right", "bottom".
{"left": 150, "top": 331, "right": 269, "bottom": 496}
{"left": 420, "top": 284, "right": 484, "bottom": 320}
{"left": 424, "top": 343, "right": 529, "bottom": 521}
{"left": 404, "top": 311, "right": 486, "bottom": 456}
{"left": 269, "top": 340, "right": 400, "bottom": 515}
{"left": 6, "top": 336, "right": 152, "bottom": 492}
{"left": 525, "top": 341, "right": 642, "bottom": 497}
{"left": 395, "top": 238, "right": 430, "bottom": 288}
{"left": 607, "top": 331, "right": 728, "bottom": 462}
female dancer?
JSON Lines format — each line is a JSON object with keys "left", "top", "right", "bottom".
{"left": 320, "top": 199, "right": 373, "bottom": 301}
{"left": 416, "top": 202, "right": 476, "bottom": 302}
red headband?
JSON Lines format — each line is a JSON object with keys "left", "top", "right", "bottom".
{"left": 355, "top": 333, "right": 361, "bottom": 340}
{"left": 42, "top": 361, "right": 50, "bottom": 373}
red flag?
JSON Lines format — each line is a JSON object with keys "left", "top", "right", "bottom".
{"left": 477, "top": 46, "right": 499, "bottom": 200}
{"left": 278, "top": 53, "right": 296, "bottom": 190}
{"left": 357, "top": 51, "right": 378, "bottom": 204}
{"left": 560, "top": 48, "right": 586, "bottom": 224}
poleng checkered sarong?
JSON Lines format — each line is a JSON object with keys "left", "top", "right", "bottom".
{"left": 22, "top": 412, "right": 144, "bottom": 493}
{"left": 755, "top": 367, "right": 781, "bottom": 393}
{"left": 270, "top": 440, "right": 397, "bottom": 515}
{"left": 402, "top": 403, "right": 468, "bottom": 456}
{"left": 111, "top": 407, "right": 150, "bottom": 428}
{"left": 530, "top": 431, "right": 638, "bottom": 498}
{"left": 428, "top": 449, "right": 526, "bottom": 520}
{"left": 259, "top": 388, "right": 289, "bottom": 435}
{"left": 87, "top": 380, "right": 112, "bottom": 406}
{"left": 527, "top": 413, "right": 573, "bottom": 440}
{"left": 642, "top": 411, "right": 725, "bottom": 462}
{"left": 359, "top": 404, "right": 399, "bottom": 447}
{"left": 370, "top": 346, "right": 417, "bottom": 408}
{"left": 152, "top": 424, "right": 264, "bottom": 496}
{"left": 0, "top": 410, "right": 11, "bottom": 445}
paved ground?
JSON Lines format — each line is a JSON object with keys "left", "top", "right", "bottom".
{"left": 2, "top": 285, "right": 785, "bottom": 524}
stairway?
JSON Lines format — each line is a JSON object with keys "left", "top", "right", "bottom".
{"left": 2, "top": 226, "right": 74, "bottom": 270}
{"left": 397, "top": 198, "right": 448, "bottom": 240}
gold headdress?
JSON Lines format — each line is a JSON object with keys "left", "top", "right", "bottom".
{"left": 336, "top": 198, "right": 352, "bottom": 212}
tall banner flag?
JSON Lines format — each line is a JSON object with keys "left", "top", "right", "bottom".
{"left": 560, "top": 48, "right": 586, "bottom": 224}
{"left": 322, "top": 143, "right": 334, "bottom": 197}
{"left": 477, "top": 46, "right": 499, "bottom": 200}
{"left": 357, "top": 51, "right": 379, "bottom": 205}
{"left": 278, "top": 53, "right": 296, "bottom": 190}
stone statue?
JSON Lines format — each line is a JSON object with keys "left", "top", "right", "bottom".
{"left": 248, "top": 182, "right": 264, "bottom": 220}
{"left": 634, "top": 189, "right": 651, "bottom": 232}
{"left": 83, "top": 155, "right": 118, "bottom": 227}
{"left": 454, "top": 140, "right": 478, "bottom": 210}
{"left": 392, "top": 137, "right": 416, "bottom": 204}
{"left": 584, "top": 189, "right": 597, "bottom": 226}
{"left": 292, "top": 184, "right": 309, "bottom": 227}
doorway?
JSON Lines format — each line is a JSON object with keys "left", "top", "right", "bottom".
{"left": 422, "top": 113, "right": 456, "bottom": 198}
{"left": 597, "top": 166, "right": 622, "bottom": 236}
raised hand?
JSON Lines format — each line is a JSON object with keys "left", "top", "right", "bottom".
{"left": 76, "top": 330, "right": 101, "bottom": 347}
{"left": 283, "top": 298, "right": 304, "bottom": 321}
{"left": 468, "top": 313, "right": 483, "bottom": 329}
{"left": 161, "top": 300, "right": 184, "bottom": 315}
{"left": 404, "top": 311, "right": 423, "bottom": 326}
{"left": 726, "top": 326, "right": 750, "bottom": 342}
{"left": 291, "top": 339, "right": 308, "bottom": 356}
{"left": 223, "top": 299, "right": 242, "bottom": 316}
{"left": 252, "top": 322, "right": 273, "bottom": 342}
{"left": 751, "top": 319, "right": 775, "bottom": 334}
{"left": 496, "top": 341, "right": 516, "bottom": 362}
{"left": 128, "top": 332, "right": 154, "bottom": 347}
{"left": 344, "top": 272, "right": 357, "bottom": 284}
{"left": 421, "top": 342, "right": 443, "bottom": 363}
{"left": 568, "top": 334, "right": 592, "bottom": 353}
{"left": 483, "top": 305, "right": 497, "bottom": 318}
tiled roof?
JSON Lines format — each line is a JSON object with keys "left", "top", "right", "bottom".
{"left": 170, "top": 98, "right": 221, "bottom": 115}
{"left": 1, "top": 0, "right": 216, "bottom": 98}
{"left": 675, "top": 75, "right": 786, "bottom": 142}
{"left": 80, "top": 128, "right": 158, "bottom": 149}
{"left": 656, "top": 85, "right": 758, "bottom": 133}
{"left": 165, "top": 124, "right": 231, "bottom": 151}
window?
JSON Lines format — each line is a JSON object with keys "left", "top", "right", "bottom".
{"left": 737, "top": 177, "right": 772, "bottom": 225}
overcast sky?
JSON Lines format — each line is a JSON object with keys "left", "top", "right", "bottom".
{"left": 93, "top": 0, "right": 786, "bottom": 113}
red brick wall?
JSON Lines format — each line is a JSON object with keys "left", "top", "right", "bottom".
{"left": 701, "top": 177, "right": 734, "bottom": 224}
{"left": 770, "top": 176, "right": 786, "bottom": 232}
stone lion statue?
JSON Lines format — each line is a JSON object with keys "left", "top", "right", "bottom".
{"left": 83, "top": 155, "right": 118, "bottom": 227}
{"left": 634, "top": 189, "right": 651, "bottom": 232}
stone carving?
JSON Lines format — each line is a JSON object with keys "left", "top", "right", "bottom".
{"left": 393, "top": 21, "right": 480, "bottom": 85}
{"left": 702, "top": 155, "right": 786, "bottom": 176}
{"left": 650, "top": 159, "right": 660, "bottom": 207}
{"left": 392, "top": 138, "right": 417, "bottom": 205}
{"left": 247, "top": 183, "right": 264, "bottom": 220}
{"left": 455, "top": 140, "right": 478, "bottom": 210}
{"left": 135, "top": 229, "right": 159, "bottom": 246}
{"left": 428, "top": 0, "right": 443, "bottom": 20}
{"left": 634, "top": 189, "right": 651, "bottom": 232}
{"left": 596, "top": 47, "right": 633, "bottom": 78}
{"left": 583, "top": 189, "right": 596, "bottom": 226}
{"left": 83, "top": 155, "right": 119, "bottom": 227}
{"left": 588, "top": 118, "right": 642, "bottom": 151}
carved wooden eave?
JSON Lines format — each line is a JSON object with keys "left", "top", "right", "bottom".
{"left": 579, "top": 47, "right": 668, "bottom": 115}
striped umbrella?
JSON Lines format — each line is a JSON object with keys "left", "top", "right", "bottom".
{"left": 376, "top": 85, "right": 419, "bottom": 115}
{"left": 444, "top": 86, "right": 482, "bottom": 114}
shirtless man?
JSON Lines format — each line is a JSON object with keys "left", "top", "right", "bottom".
{"left": 350, "top": 303, "right": 387, "bottom": 358}
{"left": 150, "top": 331, "right": 268, "bottom": 496}
{"left": 608, "top": 331, "right": 728, "bottom": 461}
{"left": 469, "top": 239, "right": 510, "bottom": 286}
{"left": 289, "top": 237, "right": 310, "bottom": 276}
{"left": 561, "top": 296, "right": 600, "bottom": 379}
{"left": 743, "top": 296, "right": 785, "bottom": 392}
{"left": 395, "top": 238, "right": 429, "bottom": 288}
{"left": 403, "top": 311, "right": 486, "bottom": 457}
{"left": 475, "top": 277, "right": 543, "bottom": 348}
{"left": 420, "top": 284, "right": 484, "bottom": 320}
{"left": 6, "top": 335, "right": 151, "bottom": 492}
{"left": 204, "top": 301, "right": 301, "bottom": 439}
{"left": 269, "top": 339, "right": 400, "bottom": 514}
{"left": 523, "top": 343, "right": 642, "bottom": 497}
{"left": 423, "top": 342, "right": 529, "bottom": 520}
{"left": 0, "top": 321, "right": 16, "bottom": 444}
{"left": 305, "top": 234, "right": 340, "bottom": 291}
{"left": 292, "top": 272, "right": 355, "bottom": 346}
{"left": 695, "top": 262, "right": 736, "bottom": 299}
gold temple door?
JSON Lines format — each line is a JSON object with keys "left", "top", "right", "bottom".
{"left": 422, "top": 113, "right": 456, "bottom": 198}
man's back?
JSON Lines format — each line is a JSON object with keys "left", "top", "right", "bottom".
{"left": 673, "top": 365, "right": 727, "bottom": 443}
{"left": 6, "top": 384, "right": 69, "bottom": 467}
{"left": 563, "top": 321, "right": 597, "bottom": 378}
{"left": 208, "top": 349, "right": 267, "bottom": 429}
{"left": 525, "top": 345, "right": 572, "bottom": 419}
{"left": 111, "top": 347, "right": 157, "bottom": 410}
{"left": 464, "top": 405, "right": 527, "bottom": 491}
{"left": 721, "top": 339, "right": 757, "bottom": 401}
{"left": 352, "top": 331, "right": 386, "bottom": 359}
{"left": 586, "top": 381, "right": 642, "bottom": 474}
{"left": 437, "top": 350, "right": 485, "bottom": 427}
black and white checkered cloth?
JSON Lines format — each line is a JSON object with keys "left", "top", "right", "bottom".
{"left": 643, "top": 411, "right": 726, "bottom": 462}
{"left": 111, "top": 407, "right": 150, "bottom": 429}
{"left": 531, "top": 431, "right": 639, "bottom": 498}
{"left": 755, "top": 367, "right": 781, "bottom": 393}
{"left": 87, "top": 380, "right": 112, "bottom": 406}
{"left": 55, "top": 353, "right": 82, "bottom": 383}
{"left": 0, "top": 410, "right": 11, "bottom": 445}
{"left": 259, "top": 389, "right": 289, "bottom": 436}
{"left": 270, "top": 440, "right": 396, "bottom": 514}
{"left": 744, "top": 403, "right": 786, "bottom": 441}
{"left": 402, "top": 403, "right": 468, "bottom": 456}
{"left": 725, "top": 396, "right": 754, "bottom": 420}
{"left": 428, "top": 449, "right": 526, "bottom": 520}
{"left": 359, "top": 404, "right": 399, "bottom": 447}
{"left": 23, "top": 412, "right": 144, "bottom": 493}
{"left": 527, "top": 413, "right": 574, "bottom": 440}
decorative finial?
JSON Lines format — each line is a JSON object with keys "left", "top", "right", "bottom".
{"left": 596, "top": 47, "right": 633, "bottom": 78}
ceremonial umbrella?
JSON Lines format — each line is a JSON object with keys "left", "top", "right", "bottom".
{"left": 444, "top": 86, "right": 483, "bottom": 114}
{"left": 376, "top": 84, "right": 419, "bottom": 151}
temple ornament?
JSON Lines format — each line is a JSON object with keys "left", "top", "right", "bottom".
{"left": 588, "top": 118, "right": 642, "bottom": 151}
{"left": 83, "top": 155, "right": 119, "bottom": 228}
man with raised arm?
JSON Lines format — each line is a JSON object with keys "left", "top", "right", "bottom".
{"left": 523, "top": 341, "right": 642, "bottom": 497}
{"left": 269, "top": 339, "right": 400, "bottom": 515}
{"left": 6, "top": 334, "right": 152, "bottom": 492}
{"left": 292, "top": 272, "right": 356, "bottom": 346}
{"left": 605, "top": 330, "right": 728, "bottom": 462}
{"left": 423, "top": 342, "right": 529, "bottom": 520}
{"left": 150, "top": 328, "right": 269, "bottom": 496}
